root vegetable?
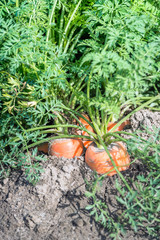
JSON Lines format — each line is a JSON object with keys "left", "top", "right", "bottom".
{"left": 85, "top": 142, "right": 130, "bottom": 176}
{"left": 107, "top": 120, "right": 130, "bottom": 132}
{"left": 49, "top": 138, "right": 83, "bottom": 159}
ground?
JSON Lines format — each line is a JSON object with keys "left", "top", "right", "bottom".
{"left": 0, "top": 110, "right": 159, "bottom": 240}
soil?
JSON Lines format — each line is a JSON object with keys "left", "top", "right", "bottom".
{"left": 0, "top": 110, "right": 159, "bottom": 240}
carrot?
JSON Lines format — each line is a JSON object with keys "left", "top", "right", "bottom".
{"left": 85, "top": 142, "right": 130, "bottom": 176}
{"left": 49, "top": 138, "right": 83, "bottom": 159}
{"left": 78, "top": 114, "right": 91, "bottom": 126}
{"left": 107, "top": 120, "right": 130, "bottom": 132}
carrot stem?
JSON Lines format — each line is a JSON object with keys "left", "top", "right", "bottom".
{"left": 87, "top": 73, "right": 102, "bottom": 136}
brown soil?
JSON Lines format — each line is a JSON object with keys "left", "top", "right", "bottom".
{"left": 0, "top": 110, "right": 159, "bottom": 240}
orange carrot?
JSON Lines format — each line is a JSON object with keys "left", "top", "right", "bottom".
{"left": 85, "top": 142, "right": 130, "bottom": 176}
{"left": 78, "top": 114, "right": 91, "bottom": 126}
{"left": 107, "top": 120, "right": 130, "bottom": 132}
{"left": 49, "top": 138, "right": 83, "bottom": 159}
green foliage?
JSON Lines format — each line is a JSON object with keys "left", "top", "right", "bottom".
{"left": 0, "top": 84, "right": 66, "bottom": 182}
{"left": 0, "top": 0, "right": 94, "bottom": 107}
{"left": 0, "top": 111, "right": 47, "bottom": 183}
{"left": 116, "top": 171, "right": 160, "bottom": 237}
{"left": 127, "top": 126, "right": 160, "bottom": 171}
{"left": 1, "top": 73, "right": 35, "bottom": 113}
{"left": 81, "top": 0, "right": 160, "bottom": 105}
{"left": 0, "top": 0, "right": 93, "bottom": 182}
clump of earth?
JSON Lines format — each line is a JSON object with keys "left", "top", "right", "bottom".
{"left": 0, "top": 110, "right": 159, "bottom": 240}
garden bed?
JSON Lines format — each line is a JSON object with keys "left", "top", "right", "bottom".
{"left": 0, "top": 110, "right": 159, "bottom": 240}
{"left": 0, "top": 1, "right": 160, "bottom": 239}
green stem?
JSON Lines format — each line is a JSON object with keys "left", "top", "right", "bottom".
{"left": 26, "top": 123, "right": 92, "bottom": 132}
{"left": 95, "top": 80, "right": 101, "bottom": 127}
{"left": 69, "top": 28, "right": 84, "bottom": 54}
{"left": 70, "top": 81, "right": 87, "bottom": 109}
{"left": 87, "top": 73, "right": 102, "bottom": 137}
{"left": 46, "top": 0, "right": 58, "bottom": 43}
{"left": 13, "top": 115, "right": 31, "bottom": 163}
{"left": 69, "top": 74, "right": 86, "bottom": 108}
{"left": 63, "top": 25, "right": 77, "bottom": 54}
{"left": 61, "top": 105, "right": 94, "bottom": 128}
{"left": 87, "top": 72, "right": 91, "bottom": 115}
{"left": 25, "top": 134, "right": 92, "bottom": 150}
{"left": 59, "top": 5, "right": 65, "bottom": 46}
{"left": 59, "top": 0, "right": 82, "bottom": 53}
{"left": 16, "top": 0, "right": 19, "bottom": 8}
{"left": 8, "top": 123, "right": 97, "bottom": 146}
